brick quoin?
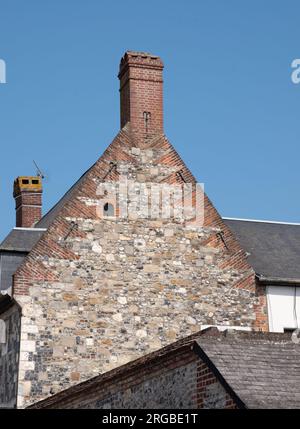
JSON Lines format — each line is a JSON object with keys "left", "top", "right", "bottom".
{"left": 196, "top": 361, "right": 238, "bottom": 409}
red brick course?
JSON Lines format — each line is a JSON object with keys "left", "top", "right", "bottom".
{"left": 15, "top": 191, "right": 42, "bottom": 228}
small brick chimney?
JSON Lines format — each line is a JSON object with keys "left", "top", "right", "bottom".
{"left": 118, "top": 51, "right": 164, "bottom": 143}
{"left": 13, "top": 176, "right": 43, "bottom": 228}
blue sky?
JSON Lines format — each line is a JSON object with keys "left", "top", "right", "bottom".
{"left": 0, "top": 0, "right": 300, "bottom": 241}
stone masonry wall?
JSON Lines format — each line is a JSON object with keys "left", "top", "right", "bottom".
{"left": 30, "top": 346, "right": 238, "bottom": 409}
{"left": 13, "top": 128, "right": 265, "bottom": 407}
{"left": 0, "top": 304, "right": 21, "bottom": 408}
{"left": 70, "top": 350, "right": 199, "bottom": 409}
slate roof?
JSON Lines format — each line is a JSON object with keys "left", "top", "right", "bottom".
{"left": 224, "top": 218, "right": 300, "bottom": 283}
{"left": 0, "top": 252, "right": 27, "bottom": 293}
{"left": 0, "top": 228, "right": 46, "bottom": 293}
{"left": 197, "top": 330, "right": 300, "bottom": 409}
{"left": 0, "top": 228, "right": 45, "bottom": 252}
{"left": 28, "top": 328, "right": 300, "bottom": 409}
{"left": 0, "top": 164, "right": 92, "bottom": 252}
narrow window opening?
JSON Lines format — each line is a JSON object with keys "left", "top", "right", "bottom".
{"left": 22, "top": 179, "right": 29, "bottom": 185}
{"left": 143, "top": 111, "right": 151, "bottom": 134}
{"left": 32, "top": 179, "right": 39, "bottom": 185}
{"left": 103, "top": 203, "right": 114, "bottom": 217}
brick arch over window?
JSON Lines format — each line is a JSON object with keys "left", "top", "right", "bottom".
{"left": 103, "top": 202, "right": 114, "bottom": 217}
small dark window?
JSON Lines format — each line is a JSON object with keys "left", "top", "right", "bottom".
{"left": 284, "top": 328, "right": 296, "bottom": 333}
{"left": 32, "top": 179, "right": 39, "bottom": 185}
{"left": 22, "top": 179, "right": 29, "bottom": 185}
{"left": 103, "top": 203, "right": 114, "bottom": 217}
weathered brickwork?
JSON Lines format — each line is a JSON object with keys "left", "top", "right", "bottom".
{"left": 29, "top": 345, "right": 239, "bottom": 409}
{"left": 13, "top": 177, "right": 43, "bottom": 228}
{"left": 0, "top": 304, "right": 21, "bottom": 408}
{"left": 254, "top": 281, "right": 268, "bottom": 331}
{"left": 8, "top": 52, "right": 268, "bottom": 408}
{"left": 119, "top": 52, "right": 164, "bottom": 142}
{"left": 196, "top": 361, "right": 237, "bottom": 408}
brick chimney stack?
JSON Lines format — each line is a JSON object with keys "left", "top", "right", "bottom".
{"left": 118, "top": 51, "right": 164, "bottom": 143}
{"left": 13, "top": 176, "right": 43, "bottom": 228}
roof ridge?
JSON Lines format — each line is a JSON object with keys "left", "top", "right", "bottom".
{"left": 223, "top": 217, "right": 300, "bottom": 226}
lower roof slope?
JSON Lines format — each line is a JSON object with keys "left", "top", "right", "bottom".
{"left": 0, "top": 228, "right": 45, "bottom": 253}
{"left": 224, "top": 218, "right": 300, "bottom": 283}
{"left": 198, "top": 330, "right": 300, "bottom": 409}
{"left": 28, "top": 328, "right": 300, "bottom": 409}
{"left": 0, "top": 228, "right": 46, "bottom": 292}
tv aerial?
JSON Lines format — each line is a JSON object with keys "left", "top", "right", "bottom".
{"left": 33, "top": 160, "right": 45, "bottom": 179}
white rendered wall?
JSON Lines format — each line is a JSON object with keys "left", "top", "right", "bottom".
{"left": 267, "top": 286, "right": 300, "bottom": 332}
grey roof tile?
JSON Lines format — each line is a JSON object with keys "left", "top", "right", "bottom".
{"left": 197, "top": 330, "right": 300, "bottom": 409}
{"left": 0, "top": 252, "right": 27, "bottom": 293}
{"left": 0, "top": 228, "right": 46, "bottom": 292}
{"left": 224, "top": 219, "right": 300, "bottom": 282}
{"left": 0, "top": 228, "right": 45, "bottom": 252}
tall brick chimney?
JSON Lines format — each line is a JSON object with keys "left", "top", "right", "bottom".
{"left": 13, "top": 176, "right": 43, "bottom": 227}
{"left": 118, "top": 51, "right": 164, "bottom": 143}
